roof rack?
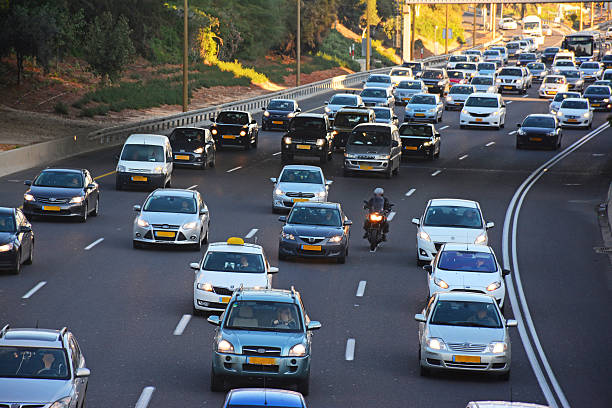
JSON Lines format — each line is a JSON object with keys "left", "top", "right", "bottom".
{"left": 0, "top": 324, "right": 9, "bottom": 338}
{"left": 58, "top": 327, "right": 68, "bottom": 347}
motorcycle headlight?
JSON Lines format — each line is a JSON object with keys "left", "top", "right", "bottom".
{"left": 328, "top": 235, "right": 343, "bottom": 243}
{"left": 316, "top": 139, "right": 325, "bottom": 146}
{"left": 137, "top": 217, "right": 150, "bottom": 228}
{"left": 263, "top": 110, "right": 270, "bottom": 117}
{"left": 486, "top": 281, "right": 502, "bottom": 291}
{"left": 24, "top": 193, "right": 35, "bottom": 202}
{"left": 474, "top": 233, "right": 487, "bottom": 245}
{"left": 418, "top": 230, "right": 431, "bottom": 242}
{"left": 240, "top": 130, "right": 247, "bottom": 136}
{"left": 426, "top": 337, "right": 446, "bottom": 350}
{"left": 516, "top": 79, "right": 523, "bottom": 85}
{"left": 547, "top": 131, "right": 556, "bottom": 137}
{"left": 193, "top": 147, "right": 204, "bottom": 154}
{"left": 197, "top": 282, "right": 213, "bottom": 291}
{"left": 117, "top": 165, "right": 126, "bottom": 173}
{"left": 217, "top": 339, "right": 234, "bottom": 353}
{"left": 275, "top": 188, "right": 284, "bottom": 196}
{"left": 69, "top": 196, "right": 84, "bottom": 204}
{"left": 549, "top": 109, "right": 557, "bottom": 115}
{"left": 49, "top": 396, "right": 72, "bottom": 408}
{"left": 434, "top": 277, "right": 449, "bottom": 289}
{"left": 211, "top": 128, "right": 218, "bottom": 135}
{"left": 488, "top": 341, "right": 507, "bottom": 354}
{"left": 283, "top": 137, "right": 292, "bottom": 145}
{"left": 281, "top": 231, "right": 295, "bottom": 240}
{"left": 603, "top": 98, "right": 610, "bottom": 103}
{"left": 289, "top": 343, "right": 307, "bottom": 357}
{"left": 182, "top": 221, "right": 197, "bottom": 230}
{"left": 422, "top": 141, "right": 433, "bottom": 147}
{"left": 0, "top": 243, "right": 14, "bottom": 252}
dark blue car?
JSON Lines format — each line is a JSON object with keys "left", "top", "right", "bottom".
{"left": 262, "top": 99, "right": 301, "bottom": 131}
{"left": 223, "top": 388, "right": 307, "bottom": 408}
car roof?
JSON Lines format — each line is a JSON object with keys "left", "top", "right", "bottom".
{"left": 336, "top": 107, "right": 373, "bottom": 114}
{"left": 331, "top": 93, "right": 357, "bottom": 98}
{"left": 125, "top": 134, "right": 168, "bottom": 145}
{"left": 353, "top": 123, "right": 396, "bottom": 131}
{"left": 562, "top": 98, "right": 587, "bottom": 103}
{"left": 227, "top": 388, "right": 304, "bottom": 407}
{"left": 150, "top": 188, "right": 197, "bottom": 198}
{"left": 234, "top": 288, "right": 298, "bottom": 303}
{"left": 525, "top": 113, "right": 556, "bottom": 119}
{"left": 294, "top": 113, "right": 327, "bottom": 119}
{"left": 172, "top": 126, "right": 207, "bottom": 131}
{"left": 0, "top": 328, "right": 64, "bottom": 348}
{"left": 0, "top": 207, "right": 15, "bottom": 215}
{"left": 207, "top": 238, "right": 263, "bottom": 254}
{"left": 467, "top": 93, "right": 499, "bottom": 98}
{"left": 435, "top": 291, "right": 496, "bottom": 303}
{"left": 429, "top": 198, "right": 479, "bottom": 208}
{"left": 468, "top": 402, "right": 550, "bottom": 408}
{"left": 281, "top": 164, "right": 323, "bottom": 172}
{"left": 269, "top": 98, "right": 295, "bottom": 103}
{"left": 441, "top": 243, "right": 493, "bottom": 253}
{"left": 41, "top": 168, "right": 84, "bottom": 174}
{"left": 292, "top": 201, "right": 340, "bottom": 210}
{"left": 219, "top": 109, "right": 249, "bottom": 114}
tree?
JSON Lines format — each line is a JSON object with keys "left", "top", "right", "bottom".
{"left": 83, "top": 11, "right": 135, "bottom": 84}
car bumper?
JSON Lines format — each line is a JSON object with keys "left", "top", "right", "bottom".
{"left": 23, "top": 201, "right": 86, "bottom": 218}
{"left": 404, "top": 112, "right": 437, "bottom": 122}
{"left": 173, "top": 152, "right": 206, "bottom": 166}
{"left": 116, "top": 172, "right": 166, "bottom": 188}
{"left": 401, "top": 144, "right": 434, "bottom": 158}
{"left": 560, "top": 117, "right": 590, "bottom": 127}
{"left": 344, "top": 158, "right": 392, "bottom": 173}
{"left": 460, "top": 114, "right": 501, "bottom": 127}
{"left": 283, "top": 143, "right": 326, "bottom": 157}
{"left": 420, "top": 347, "right": 510, "bottom": 374}
{"left": 424, "top": 84, "right": 444, "bottom": 93}
{"left": 0, "top": 251, "right": 19, "bottom": 271}
{"left": 133, "top": 225, "right": 201, "bottom": 245}
{"left": 263, "top": 117, "right": 289, "bottom": 129}
{"left": 213, "top": 352, "right": 310, "bottom": 380}
{"left": 445, "top": 100, "right": 465, "bottom": 109}
{"left": 194, "top": 289, "right": 232, "bottom": 312}
{"left": 498, "top": 84, "right": 522, "bottom": 93}
{"left": 517, "top": 134, "right": 558, "bottom": 147}
{"left": 215, "top": 134, "right": 249, "bottom": 146}
{"left": 272, "top": 195, "right": 325, "bottom": 210}
{"left": 538, "top": 89, "right": 559, "bottom": 98}
{"left": 279, "top": 239, "right": 347, "bottom": 259}
{"left": 588, "top": 101, "right": 612, "bottom": 111}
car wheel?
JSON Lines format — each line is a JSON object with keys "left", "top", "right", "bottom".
{"left": 193, "top": 233, "right": 202, "bottom": 251}
{"left": 297, "top": 373, "right": 310, "bottom": 396}
{"left": 91, "top": 197, "right": 99, "bottom": 216}
{"left": 337, "top": 248, "right": 347, "bottom": 264}
{"left": 210, "top": 368, "right": 225, "bottom": 392}
{"left": 343, "top": 168, "right": 351, "bottom": 177}
{"left": 79, "top": 204, "right": 88, "bottom": 223}
{"left": 320, "top": 152, "right": 327, "bottom": 165}
{"left": 460, "top": 124, "right": 465, "bottom": 129}
{"left": 278, "top": 251, "right": 289, "bottom": 261}
{"left": 202, "top": 226, "right": 209, "bottom": 244}
{"left": 281, "top": 154, "right": 292, "bottom": 164}
{"left": 385, "top": 166, "right": 392, "bottom": 179}
{"left": 24, "top": 241, "right": 33, "bottom": 265}
{"left": 209, "top": 151, "right": 216, "bottom": 168}
{"left": 11, "top": 252, "right": 21, "bottom": 275}
{"left": 419, "top": 364, "right": 430, "bottom": 377}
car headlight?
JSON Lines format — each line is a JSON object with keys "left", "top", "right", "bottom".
{"left": 137, "top": 218, "right": 150, "bottom": 228}
{"left": 486, "top": 281, "right": 502, "bottom": 291}
{"left": 446, "top": 96, "right": 452, "bottom": 101}
{"left": 603, "top": 98, "right": 610, "bottom": 103}
{"left": 378, "top": 154, "right": 390, "bottom": 160}
{"left": 344, "top": 153, "right": 356, "bottom": 159}
{"left": 211, "top": 128, "right": 218, "bottom": 135}
{"left": 275, "top": 188, "right": 284, "bottom": 196}
{"left": 316, "top": 191, "right": 326, "bottom": 198}
{"left": 283, "top": 136, "right": 292, "bottom": 144}
{"left": 547, "top": 132, "right": 556, "bottom": 137}
{"left": 488, "top": 341, "right": 507, "bottom": 354}
{"left": 434, "top": 277, "right": 449, "bottom": 289}
{"left": 193, "top": 147, "right": 204, "bottom": 154}
{"left": 69, "top": 196, "right": 84, "bottom": 204}
{"left": 153, "top": 166, "right": 163, "bottom": 174}
{"left": 240, "top": 130, "right": 247, "bottom": 136}
{"left": 437, "top": 80, "right": 444, "bottom": 85}
{"left": 405, "top": 107, "right": 413, "bottom": 112}
{"left": 263, "top": 110, "right": 270, "bottom": 117}
{"left": 281, "top": 231, "right": 295, "bottom": 240}
{"left": 516, "top": 79, "right": 523, "bottom": 85}
{"left": 217, "top": 339, "right": 234, "bottom": 353}
{"left": 491, "top": 110, "right": 500, "bottom": 116}
{"left": 556, "top": 111, "right": 563, "bottom": 117}
{"left": 289, "top": 343, "right": 307, "bottom": 357}
{"left": 496, "top": 78, "right": 501, "bottom": 83}
{"left": 24, "top": 193, "right": 35, "bottom": 202}
{"left": 117, "top": 165, "right": 126, "bottom": 173}
{"left": 461, "top": 109, "right": 468, "bottom": 115}
{"left": 182, "top": 221, "right": 197, "bottom": 230}
{"left": 287, "top": 112, "right": 295, "bottom": 119}
{"left": 49, "top": 396, "right": 72, "bottom": 408}
{"left": 324, "top": 107, "right": 331, "bottom": 113}
{"left": 328, "top": 235, "right": 343, "bottom": 243}
{"left": 422, "top": 141, "right": 433, "bottom": 147}
{"left": 418, "top": 230, "right": 431, "bottom": 242}
{"left": 316, "top": 139, "right": 325, "bottom": 146}
{"left": 474, "top": 233, "right": 487, "bottom": 245}
{"left": 197, "top": 282, "right": 213, "bottom": 291}
{"left": 426, "top": 337, "right": 446, "bottom": 350}
{"left": 583, "top": 112, "right": 590, "bottom": 118}
{"left": 427, "top": 108, "right": 436, "bottom": 113}
{"left": 0, "top": 243, "right": 14, "bottom": 252}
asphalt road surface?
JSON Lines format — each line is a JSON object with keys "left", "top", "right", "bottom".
{"left": 1, "top": 30, "right": 611, "bottom": 408}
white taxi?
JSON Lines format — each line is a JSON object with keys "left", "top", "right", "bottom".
{"left": 191, "top": 237, "right": 278, "bottom": 314}
{"left": 538, "top": 75, "right": 568, "bottom": 98}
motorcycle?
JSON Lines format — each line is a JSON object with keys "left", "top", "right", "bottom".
{"left": 363, "top": 201, "right": 393, "bottom": 251}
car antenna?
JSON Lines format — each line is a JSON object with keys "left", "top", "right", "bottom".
{"left": 35, "top": 319, "right": 39, "bottom": 329}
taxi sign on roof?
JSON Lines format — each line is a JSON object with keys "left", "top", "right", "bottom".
{"left": 227, "top": 237, "right": 244, "bottom": 245}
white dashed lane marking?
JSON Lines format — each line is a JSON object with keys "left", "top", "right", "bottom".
{"left": 135, "top": 386, "right": 155, "bottom": 408}
{"left": 345, "top": 338, "right": 356, "bottom": 361}
{"left": 22, "top": 281, "right": 46, "bottom": 299}
{"left": 245, "top": 228, "right": 258, "bottom": 239}
{"left": 439, "top": 125, "right": 449, "bottom": 130}
{"left": 187, "top": 184, "right": 198, "bottom": 190}
{"left": 509, "top": 130, "right": 517, "bottom": 135}
{"left": 173, "top": 314, "right": 192, "bottom": 336}
{"left": 486, "top": 141, "right": 496, "bottom": 147}
{"left": 272, "top": 152, "right": 282, "bottom": 156}
{"left": 405, "top": 188, "right": 416, "bottom": 197}
{"left": 356, "top": 281, "right": 367, "bottom": 297}
{"left": 84, "top": 238, "right": 104, "bottom": 251}
{"left": 459, "top": 154, "right": 468, "bottom": 160}
{"left": 227, "top": 166, "right": 242, "bottom": 173}
{"left": 387, "top": 211, "right": 396, "bottom": 222}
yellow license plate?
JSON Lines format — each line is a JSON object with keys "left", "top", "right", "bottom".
{"left": 131, "top": 176, "right": 148, "bottom": 182}
{"left": 567, "top": 119, "right": 578, "bottom": 123}
{"left": 529, "top": 137, "right": 542, "bottom": 142}
{"left": 272, "top": 121, "right": 283, "bottom": 125}
{"left": 504, "top": 86, "right": 512, "bottom": 89}
{"left": 42, "top": 206, "right": 60, "bottom": 211}
{"left": 247, "top": 357, "right": 278, "bottom": 365}
{"left": 222, "top": 135, "right": 236, "bottom": 139}
{"left": 220, "top": 296, "right": 231, "bottom": 303}
{"left": 592, "top": 103, "right": 600, "bottom": 107}
{"left": 302, "top": 245, "right": 322, "bottom": 251}
{"left": 296, "top": 144, "right": 310, "bottom": 150}
{"left": 415, "top": 113, "right": 425, "bottom": 117}
{"left": 403, "top": 97, "right": 410, "bottom": 101}
{"left": 405, "top": 146, "right": 418, "bottom": 150}
{"left": 293, "top": 198, "right": 308, "bottom": 202}
{"left": 476, "top": 118, "right": 483, "bottom": 122}
{"left": 175, "top": 155, "right": 190, "bottom": 160}
{"left": 359, "top": 165, "right": 373, "bottom": 170}
{"left": 155, "top": 231, "right": 176, "bottom": 238}
{"left": 454, "top": 355, "right": 481, "bottom": 363}
{"left": 546, "top": 91, "right": 555, "bottom": 94}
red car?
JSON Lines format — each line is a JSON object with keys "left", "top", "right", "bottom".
{"left": 448, "top": 70, "right": 468, "bottom": 85}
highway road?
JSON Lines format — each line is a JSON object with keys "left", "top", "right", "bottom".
{"left": 1, "top": 30, "right": 611, "bottom": 408}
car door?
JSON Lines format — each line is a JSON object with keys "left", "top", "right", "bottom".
{"left": 83, "top": 171, "right": 94, "bottom": 208}
{"left": 391, "top": 130, "right": 401, "bottom": 168}
{"left": 165, "top": 142, "right": 173, "bottom": 176}
{"left": 14, "top": 211, "right": 28, "bottom": 261}
{"left": 68, "top": 335, "right": 87, "bottom": 405}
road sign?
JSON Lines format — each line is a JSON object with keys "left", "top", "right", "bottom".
{"left": 443, "top": 28, "right": 453, "bottom": 39}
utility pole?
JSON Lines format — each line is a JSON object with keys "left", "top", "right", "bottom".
{"left": 297, "top": 0, "right": 301, "bottom": 86}
{"left": 445, "top": 4, "right": 448, "bottom": 55}
{"left": 402, "top": 4, "right": 411, "bottom": 62}
{"left": 182, "top": 0, "right": 188, "bottom": 112}
{"left": 590, "top": 2, "right": 594, "bottom": 27}
{"left": 473, "top": 4, "right": 477, "bottom": 48}
{"left": 366, "top": 0, "right": 372, "bottom": 71}
{"left": 579, "top": 3, "right": 583, "bottom": 31}
{"left": 491, "top": 3, "right": 496, "bottom": 42}
{"left": 411, "top": 5, "right": 416, "bottom": 60}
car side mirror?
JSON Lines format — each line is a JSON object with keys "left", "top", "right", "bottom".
{"left": 268, "top": 266, "right": 279, "bottom": 274}
{"left": 344, "top": 220, "right": 353, "bottom": 226}
{"left": 75, "top": 368, "right": 91, "bottom": 378}
{"left": 506, "top": 319, "right": 518, "bottom": 327}
{"left": 270, "top": 177, "right": 277, "bottom": 183}
{"left": 278, "top": 216, "right": 287, "bottom": 222}
{"left": 411, "top": 218, "right": 420, "bottom": 226}
{"left": 207, "top": 315, "right": 221, "bottom": 326}
{"left": 87, "top": 183, "right": 96, "bottom": 190}
{"left": 502, "top": 268, "right": 511, "bottom": 276}
{"left": 133, "top": 205, "right": 141, "bottom": 212}
{"left": 18, "top": 225, "right": 32, "bottom": 233}
{"left": 307, "top": 321, "right": 322, "bottom": 331}
{"left": 392, "top": 140, "right": 399, "bottom": 147}
{"left": 414, "top": 313, "right": 426, "bottom": 323}
{"left": 24, "top": 180, "right": 32, "bottom": 186}
{"left": 262, "top": 107, "right": 266, "bottom": 111}
{"left": 486, "top": 222, "right": 495, "bottom": 229}
{"left": 324, "top": 101, "right": 329, "bottom": 105}
{"left": 296, "top": 108, "right": 302, "bottom": 112}
{"left": 210, "top": 116, "right": 215, "bottom": 122}
{"left": 423, "top": 264, "right": 433, "bottom": 273}
{"left": 190, "top": 262, "right": 200, "bottom": 270}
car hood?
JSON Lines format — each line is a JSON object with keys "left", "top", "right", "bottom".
{"left": 434, "top": 270, "right": 500, "bottom": 289}
{"left": 117, "top": 160, "right": 163, "bottom": 172}
{"left": 28, "top": 186, "right": 83, "bottom": 199}
{"left": 540, "top": 83, "right": 565, "bottom": 90}
{"left": 395, "top": 88, "right": 421, "bottom": 94}
{"left": 0, "top": 232, "right": 16, "bottom": 244}
{"left": 427, "top": 324, "right": 504, "bottom": 344}
{"left": 284, "top": 224, "right": 343, "bottom": 238}
{"left": 520, "top": 126, "right": 554, "bottom": 135}
{"left": 560, "top": 108, "right": 588, "bottom": 116}
{"left": 0, "top": 377, "right": 73, "bottom": 403}
{"left": 196, "top": 270, "right": 268, "bottom": 289}
{"left": 449, "top": 94, "right": 470, "bottom": 101}
{"left": 421, "top": 226, "right": 483, "bottom": 244}
{"left": 585, "top": 94, "right": 609, "bottom": 100}
{"left": 473, "top": 85, "right": 494, "bottom": 92}
{"left": 345, "top": 145, "right": 390, "bottom": 155}
{"left": 463, "top": 106, "right": 500, "bottom": 114}
{"left": 221, "top": 330, "right": 306, "bottom": 353}
{"left": 139, "top": 212, "right": 196, "bottom": 225}
{"left": 407, "top": 104, "right": 436, "bottom": 111}
{"left": 276, "top": 182, "right": 324, "bottom": 194}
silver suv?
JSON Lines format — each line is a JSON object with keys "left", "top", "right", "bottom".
{"left": 496, "top": 67, "right": 529, "bottom": 94}
{"left": 0, "top": 325, "right": 90, "bottom": 407}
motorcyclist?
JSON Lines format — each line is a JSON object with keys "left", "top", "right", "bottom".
{"left": 363, "top": 187, "right": 392, "bottom": 241}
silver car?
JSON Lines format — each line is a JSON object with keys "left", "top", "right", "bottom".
{"left": 393, "top": 80, "right": 426, "bottom": 105}
{"left": 0, "top": 325, "right": 91, "bottom": 407}
{"left": 270, "top": 165, "right": 331, "bottom": 213}
{"left": 324, "top": 93, "right": 364, "bottom": 119}
{"left": 133, "top": 188, "right": 210, "bottom": 250}
{"left": 415, "top": 292, "right": 516, "bottom": 379}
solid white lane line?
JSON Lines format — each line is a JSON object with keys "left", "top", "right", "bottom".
{"left": 522, "top": 94, "right": 529, "bottom": 98}
{"left": 226, "top": 166, "right": 242, "bottom": 173}
{"left": 431, "top": 170, "right": 442, "bottom": 177}
{"left": 304, "top": 105, "right": 325, "bottom": 113}
{"left": 563, "top": 183, "right": 581, "bottom": 186}
{"left": 272, "top": 152, "right": 282, "bottom": 156}
{"left": 245, "top": 228, "right": 258, "bottom": 239}
{"left": 135, "top": 386, "right": 155, "bottom": 408}
{"left": 458, "top": 154, "right": 468, "bottom": 160}
{"left": 592, "top": 153, "right": 605, "bottom": 157}
{"left": 509, "top": 130, "right": 517, "bottom": 135}
{"left": 439, "top": 125, "right": 449, "bottom": 130}
{"left": 485, "top": 141, "right": 496, "bottom": 147}
{"left": 173, "top": 314, "right": 192, "bottom": 336}
{"left": 387, "top": 211, "right": 396, "bottom": 222}
{"left": 84, "top": 238, "right": 104, "bottom": 251}
{"left": 405, "top": 188, "right": 416, "bottom": 197}
{"left": 356, "top": 281, "right": 367, "bottom": 297}
{"left": 345, "top": 338, "right": 356, "bottom": 361}
{"left": 187, "top": 184, "right": 198, "bottom": 190}
{"left": 22, "top": 281, "right": 46, "bottom": 299}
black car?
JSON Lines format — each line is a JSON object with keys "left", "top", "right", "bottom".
{"left": 23, "top": 168, "right": 99, "bottom": 222}
{"left": 262, "top": 99, "right": 301, "bottom": 131}
{"left": 517, "top": 53, "right": 537, "bottom": 67}
{"left": 281, "top": 113, "right": 334, "bottom": 165}
{"left": 278, "top": 202, "right": 351, "bottom": 263}
{"left": 0, "top": 207, "right": 34, "bottom": 274}
{"left": 332, "top": 107, "right": 375, "bottom": 150}
{"left": 541, "top": 47, "right": 559, "bottom": 64}
{"left": 168, "top": 127, "right": 216, "bottom": 169}
{"left": 516, "top": 114, "right": 561, "bottom": 150}
{"left": 210, "top": 110, "right": 259, "bottom": 150}
{"left": 583, "top": 85, "right": 612, "bottom": 111}
{"left": 420, "top": 69, "right": 449, "bottom": 95}
{"left": 602, "top": 54, "right": 612, "bottom": 70}
{"left": 398, "top": 122, "right": 440, "bottom": 160}
{"left": 402, "top": 61, "right": 424, "bottom": 77}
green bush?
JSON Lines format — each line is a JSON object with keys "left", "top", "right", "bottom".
{"left": 79, "top": 104, "right": 109, "bottom": 117}
{"left": 149, "top": 24, "right": 183, "bottom": 65}
{"left": 54, "top": 102, "right": 69, "bottom": 115}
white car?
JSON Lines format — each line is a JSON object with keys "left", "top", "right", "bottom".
{"left": 579, "top": 61, "right": 603, "bottom": 81}
{"left": 499, "top": 18, "right": 517, "bottom": 30}
{"left": 542, "top": 24, "right": 553, "bottom": 36}
{"left": 270, "top": 165, "right": 331, "bottom": 212}
{"left": 470, "top": 75, "right": 497, "bottom": 93}
{"left": 460, "top": 93, "right": 506, "bottom": 129}
{"left": 191, "top": 237, "right": 278, "bottom": 313}
{"left": 423, "top": 243, "right": 508, "bottom": 310}
{"left": 482, "top": 50, "right": 503, "bottom": 65}
{"left": 412, "top": 198, "right": 494, "bottom": 263}
{"left": 447, "top": 54, "right": 469, "bottom": 70}
{"left": 389, "top": 67, "right": 414, "bottom": 85}
{"left": 551, "top": 59, "right": 576, "bottom": 75}
{"left": 393, "top": 80, "right": 427, "bottom": 104}
{"left": 549, "top": 91, "right": 580, "bottom": 115}
{"left": 454, "top": 62, "right": 478, "bottom": 78}
{"left": 324, "top": 93, "right": 364, "bottom": 119}
{"left": 538, "top": 75, "right": 568, "bottom": 98}
{"left": 557, "top": 98, "right": 592, "bottom": 129}
{"left": 445, "top": 85, "right": 476, "bottom": 110}
{"left": 363, "top": 74, "right": 394, "bottom": 93}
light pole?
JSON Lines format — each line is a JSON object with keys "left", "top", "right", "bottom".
{"left": 366, "top": 0, "right": 372, "bottom": 71}
{"left": 182, "top": 0, "right": 188, "bottom": 112}
{"left": 473, "top": 4, "right": 477, "bottom": 48}
{"left": 445, "top": 5, "right": 448, "bottom": 55}
{"left": 297, "top": 0, "right": 301, "bottom": 87}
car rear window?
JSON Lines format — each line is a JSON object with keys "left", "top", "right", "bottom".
{"left": 399, "top": 124, "right": 433, "bottom": 137}
{"left": 334, "top": 112, "right": 369, "bottom": 127}
{"left": 522, "top": 116, "right": 555, "bottom": 128}
{"left": 216, "top": 111, "right": 249, "bottom": 125}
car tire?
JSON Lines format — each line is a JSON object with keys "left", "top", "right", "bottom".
{"left": 343, "top": 168, "right": 351, "bottom": 177}
{"left": 320, "top": 152, "right": 327, "bottom": 165}
{"left": 278, "top": 251, "right": 289, "bottom": 261}
{"left": 202, "top": 226, "right": 209, "bottom": 245}
{"left": 24, "top": 241, "right": 33, "bottom": 265}
{"left": 210, "top": 368, "right": 225, "bottom": 392}
{"left": 385, "top": 166, "right": 392, "bottom": 179}
{"left": 209, "top": 152, "right": 216, "bottom": 168}
{"left": 419, "top": 364, "right": 430, "bottom": 377}
{"left": 460, "top": 124, "right": 465, "bottom": 129}
{"left": 91, "top": 197, "right": 99, "bottom": 216}
{"left": 337, "top": 248, "right": 347, "bottom": 264}
{"left": 281, "top": 154, "right": 292, "bottom": 164}
{"left": 11, "top": 251, "right": 21, "bottom": 275}
{"left": 297, "top": 374, "right": 310, "bottom": 396}
{"left": 79, "top": 204, "right": 88, "bottom": 223}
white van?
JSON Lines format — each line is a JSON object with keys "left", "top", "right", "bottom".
{"left": 115, "top": 134, "right": 173, "bottom": 190}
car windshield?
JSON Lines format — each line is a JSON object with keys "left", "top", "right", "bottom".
{"left": 499, "top": 68, "right": 521, "bottom": 76}
{"left": 0, "top": 214, "right": 16, "bottom": 232}
{"left": 390, "top": 69, "right": 410, "bottom": 76}
{"left": 506, "top": 43, "right": 519, "bottom": 49}
{"left": 202, "top": 251, "right": 264, "bottom": 273}
{"left": 478, "top": 63, "right": 495, "bottom": 70}
{"left": 330, "top": 95, "right": 356, "bottom": 105}
{"left": 334, "top": 112, "right": 369, "bottom": 127}
{"left": 403, "top": 62, "right": 421, "bottom": 70}
{"left": 289, "top": 117, "right": 325, "bottom": 131}
{"left": 143, "top": 195, "right": 196, "bottom": 214}
{"left": 216, "top": 111, "right": 249, "bottom": 125}
{"left": 553, "top": 92, "right": 579, "bottom": 102}
{"left": 225, "top": 301, "right": 303, "bottom": 332}
{"left": 561, "top": 100, "right": 588, "bottom": 109}
{"left": 448, "top": 71, "right": 465, "bottom": 79}
{"left": 33, "top": 171, "right": 83, "bottom": 188}
{"left": 424, "top": 205, "right": 483, "bottom": 228}
{"left": 581, "top": 63, "right": 599, "bottom": 69}
{"left": 287, "top": 206, "right": 342, "bottom": 227}
{"left": 483, "top": 51, "right": 499, "bottom": 56}
{"left": 545, "top": 76, "right": 565, "bottom": 84}
{"left": 268, "top": 100, "right": 294, "bottom": 111}
{"left": 465, "top": 96, "right": 498, "bottom": 108}
{"left": 169, "top": 128, "right": 204, "bottom": 143}
{"left": 556, "top": 61, "right": 574, "bottom": 67}
{"left": 455, "top": 63, "right": 476, "bottom": 70}
{"left": 471, "top": 77, "right": 492, "bottom": 85}
{"left": 120, "top": 144, "right": 164, "bottom": 162}
{"left": 545, "top": 47, "right": 559, "bottom": 54}
{"left": 399, "top": 124, "right": 433, "bottom": 137}
{"left": 421, "top": 70, "right": 443, "bottom": 79}
{"left": 361, "top": 89, "right": 386, "bottom": 98}
{"left": 279, "top": 169, "right": 323, "bottom": 184}
{"left": 449, "top": 56, "right": 467, "bottom": 62}
{"left": 523, "top": 116, "right": 555, "bottom": 128}
{"left": 398, "top": 81, "right": 422, "bottom": 89}
{"left": 563, "top": 71, "right": 580, "bottom": 79}
{"left": 367, "top": 75, "right": 390, "bottom": 83}
{"left": 527, "top": 63, "right": 545, "bottom": 70}
{"left": 409, "top": 95, "right": 436, "bottom": 105}
{"left": 438, "top": 250, "right": 497, "bottom": 272}
{"left": 603, "top": 73, "right": 612, "bottom": 80}
{"left": 430, "top": 300, "right": 502, "bottom": 328}
{"left": 373, "top": 108, "right": 391, "bottom": 119}
{"left": 603, "top": 55, "right": 612, "bottom": 62}
{"left": 585, "top": 86, "right": 610, "bottom": 95}
{"left": 450, "top": 86, "right": 473, "bottom": 94}
{"left": 519, "top": 54, "right": 536, "bottom": 60}
{"left": 0, "top": 347, "right": 70, "bottom": 380}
